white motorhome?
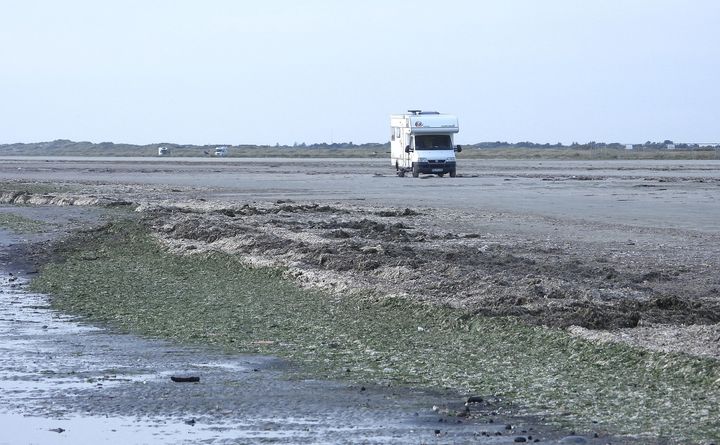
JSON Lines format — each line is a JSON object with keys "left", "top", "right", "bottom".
{"left": 214, "top": 146, "right": 228, "bottom": 157}
{"left": 390, "top": 110, "right": 461, "bottom": 177}
{"left": 157, "top": 146, "right": 169, "bottom": 156}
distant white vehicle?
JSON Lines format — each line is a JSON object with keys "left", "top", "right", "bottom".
{"left": 214, "top": 146, "right": 228, "bottom": 157}
{"left": 390, "top": 110, "right": 461, "bottom": 177}
{"left": 157, "top": 146, "right": 169, "bottom": 156}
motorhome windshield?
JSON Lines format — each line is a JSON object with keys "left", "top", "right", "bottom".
{"left": 415, "top": 134, "right": 452, "bottom": 150}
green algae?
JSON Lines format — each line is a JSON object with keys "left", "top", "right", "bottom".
{"left": 30, "top": 220, "right": 720, "bottom": 443}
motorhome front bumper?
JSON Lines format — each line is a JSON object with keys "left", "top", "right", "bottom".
{"left": 417, "top": 160, "right": 456, "bottom": 174}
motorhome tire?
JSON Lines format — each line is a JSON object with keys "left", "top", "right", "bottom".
{"left": 449, "top": 168, "right": 457, "bottom": 178}
{"left": 412, "top": 163, "right": 420, "bottom": 178}
{"left": 437, "top": 173, "right": 445, "bottom": 177}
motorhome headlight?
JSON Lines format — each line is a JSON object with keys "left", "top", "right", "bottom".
{"left": 418, "top": 157, "right": 428, "bottom": 163}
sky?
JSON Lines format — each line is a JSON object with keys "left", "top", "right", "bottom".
{"left": 1, "top": 0, "right": 719, "bottom": 146}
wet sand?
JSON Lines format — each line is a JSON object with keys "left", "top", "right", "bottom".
{"left": 2, "top": 157, "right": 720, "bottom": 353}
{"left": 1, "top": 157, "right": 718, "bottom": 233}
{"left": 1, "top": 156, "right": 718, "bottom": 443}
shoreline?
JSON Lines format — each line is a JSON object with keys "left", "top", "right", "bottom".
{"left": 2, "top": 156, "right": 719, "bottom": 443}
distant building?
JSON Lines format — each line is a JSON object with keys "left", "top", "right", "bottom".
{"left": 666, "top": 144, "right": 675, "bottom": 150}
{"left": 625, "top": 144, "right": 633, "bottom": 150}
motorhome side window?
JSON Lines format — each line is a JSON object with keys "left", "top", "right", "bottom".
{"left": 415, "top": 135, "right": 452, "bottom": 150}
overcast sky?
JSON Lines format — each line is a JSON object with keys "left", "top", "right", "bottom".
{"left": 2, "top": 1, "right": 718, "bottom": 145}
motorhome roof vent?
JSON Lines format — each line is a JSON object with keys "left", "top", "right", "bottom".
{"left": 407, "top": 110, "right": 440, "bottom": 115}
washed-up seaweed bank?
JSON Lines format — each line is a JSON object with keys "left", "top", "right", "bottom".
{"left": 31, "top": 220, "right": 720, "bottom": 443}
